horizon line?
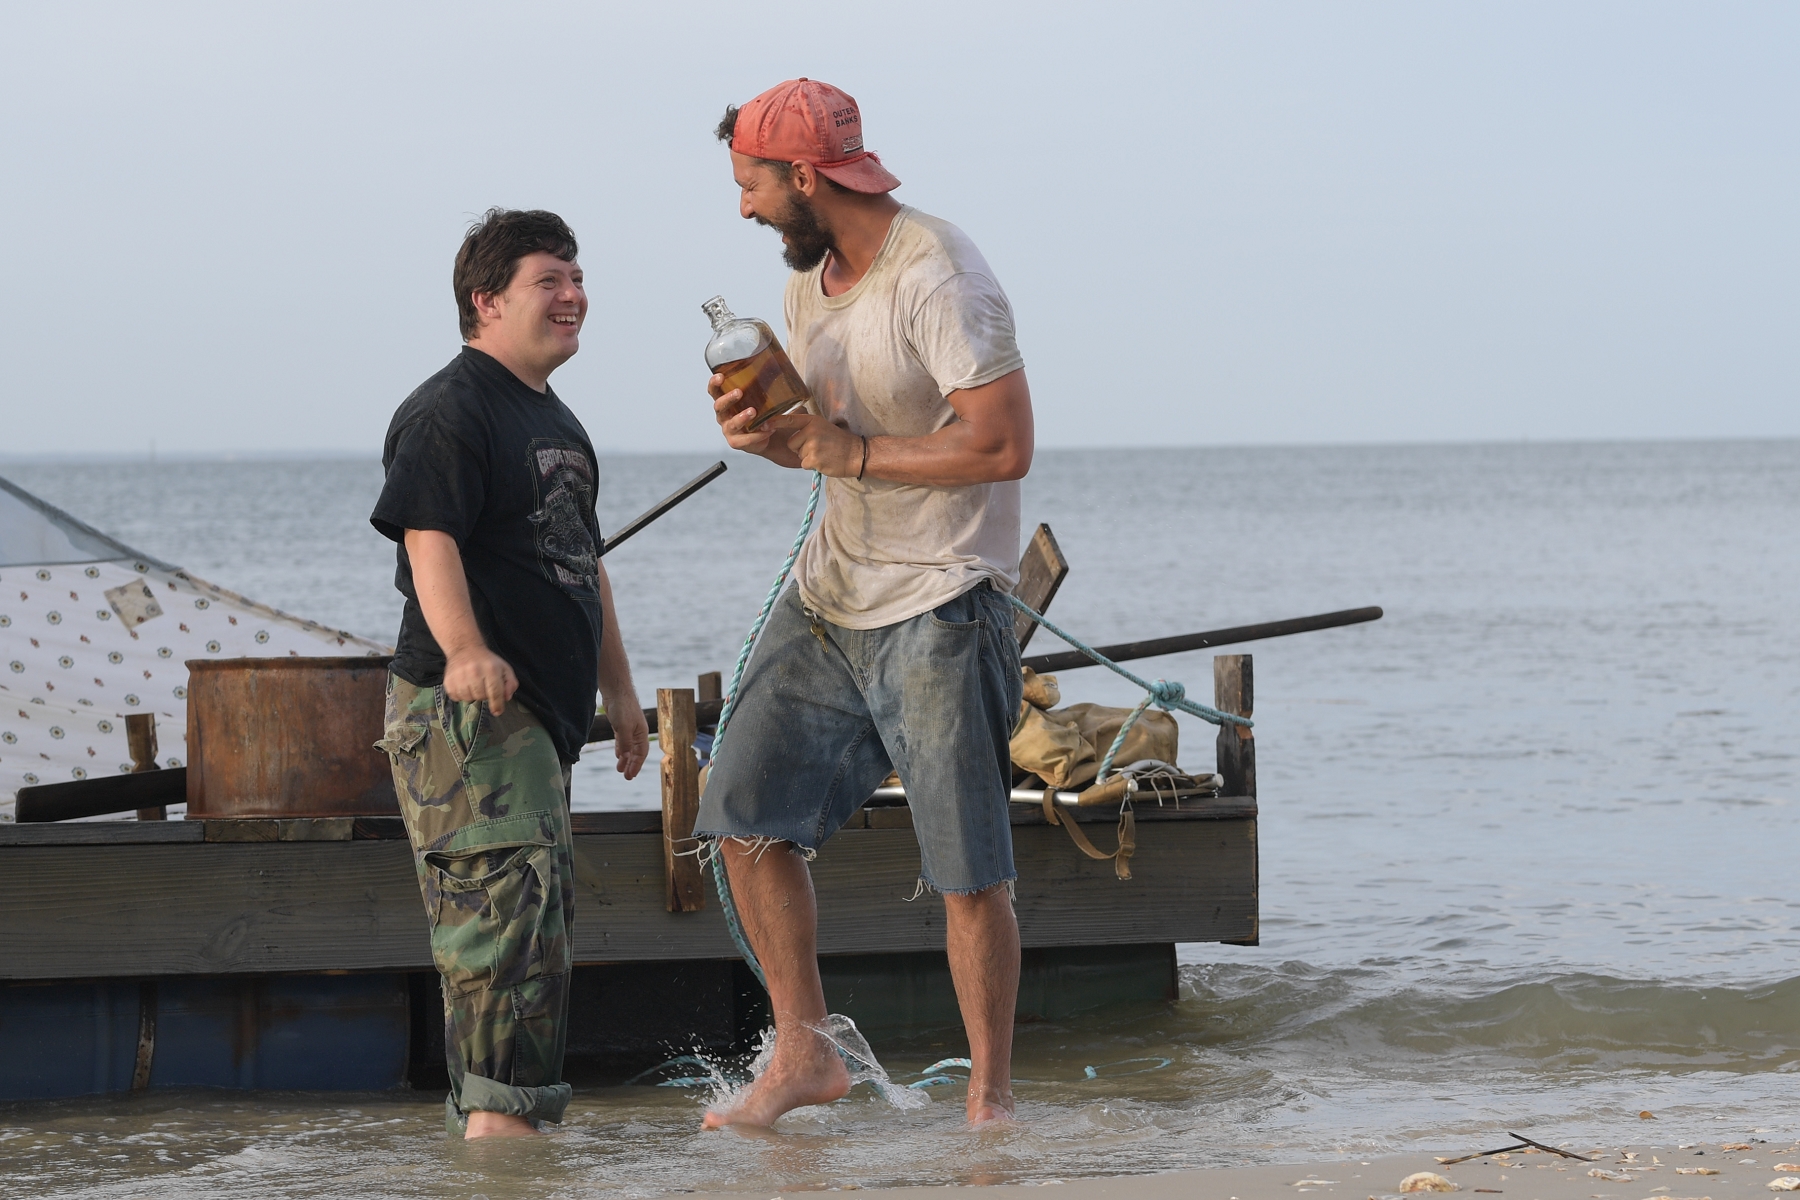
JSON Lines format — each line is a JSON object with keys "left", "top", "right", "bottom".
{"left": 2, "top": 432, "right": 1797, "bottom": 466}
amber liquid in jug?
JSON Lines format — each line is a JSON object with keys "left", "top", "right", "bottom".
{"left": 702, "top": 295, "right": 811, "bottom": 431}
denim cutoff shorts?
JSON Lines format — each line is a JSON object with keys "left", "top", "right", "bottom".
{"left": 694, "top": 581, "right": 1023, "bottom": 895}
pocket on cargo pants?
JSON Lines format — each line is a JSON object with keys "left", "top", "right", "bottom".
{"left": 376, "top": 675, "right": 437, "bottom": 822}
{"left": 424, "top": 836, "right": 568, "bottom": 994}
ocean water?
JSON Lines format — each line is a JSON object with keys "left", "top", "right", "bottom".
{"left": 1, "top": 440, "right": 1796, "bottom": 1197}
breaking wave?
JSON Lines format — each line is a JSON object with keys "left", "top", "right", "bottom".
{"left": 1182, "top": 963, "right": 1800, "bottom": 1074}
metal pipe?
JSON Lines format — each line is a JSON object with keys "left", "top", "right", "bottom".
{"left": 1021, "top": 606, "right": 1383, "bottom": 675}
{"left": 600, "top": 461, "right": 727, "bottom": 556}
{"left": 589, "top": 697, "right": 723, "bottom": 745}
{"left": 585, "top": 605, "right": 1382, "bottom": 742}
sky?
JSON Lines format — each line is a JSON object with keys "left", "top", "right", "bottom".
{"left": 0, "top": 1, "right": 1794, "bottom": 456}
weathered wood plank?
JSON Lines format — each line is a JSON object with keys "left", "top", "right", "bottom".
{"left": 573, "top": 820, "right": 1254, "bottom": 959}
{"left": 570, "top": 811, "right": 663, "bottom": 835}
{"left": 203, "top": 818, "right": 356, "bottom": 842}
{"left": 1214, "top": 654, "right": 1255, "bottom": 799}
{"left": 0, "top": 798, "right": 1251, "bottom": 847}
{"left": 1213, "top": 654, "right": 1259, "bottom": 945}
{"left": 657, "top": 688, "right": 705, "bottom": 913}
{"left": 1, "top": 840, "right": 430, "bottom": 979}
{"left": 0, "top": 821, "right": 204, "bottom": 846}
{"left": 127, "top": 713, "right": 167, "bottom": 822}
{"left": 0, "top": 818, "right": 1256, "bottom": 979}
{"left": 1011, "top": 523, "right": 1070, "bottom": 649}
{"left": 869, "top": 821, "right": 1255, "bottom": 952}
{"left": 1009, "top": 796, "right": 1257, "bottom": 824}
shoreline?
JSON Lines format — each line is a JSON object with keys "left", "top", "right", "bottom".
{"left": 685, "top": 1142, "right": 1800, "bottom": 1200}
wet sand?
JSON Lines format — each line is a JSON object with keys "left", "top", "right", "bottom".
{"left": 688, "top": 1142, "right": 1800, "bottom": 1200}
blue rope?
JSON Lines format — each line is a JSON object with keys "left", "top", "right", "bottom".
{"left": 1002, "top": 595, "right": 1252, "bottom": 783}
{"left": 906, "top": 1056, "right": 974, "bottom": 1089}
{"left": 1083, "top": 1056, "right": 1174, "bottom": 1079}
{"left": 626, "top": 1054, "right": 745, "bottom": 1088}
{"left": 705, "top": 470, "right": 825, "bottom": 989}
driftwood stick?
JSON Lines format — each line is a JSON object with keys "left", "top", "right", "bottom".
{"left": 1436, "top": 1143, "right": 1530, "bottom": 1166}
{"left": 1507, "top": 1133, "right": 1594, "bottom": 1162}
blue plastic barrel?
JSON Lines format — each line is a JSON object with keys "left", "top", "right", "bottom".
{"left": 0, "top": 973, "right": 410, "bottom": 1101}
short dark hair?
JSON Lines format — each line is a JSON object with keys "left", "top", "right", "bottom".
{"left": 714, "top": 105, "right": 848, "bottom": 194}
{"left": 453, "top": 208, "right": 579, "bottom": 340}
{"left": 715, "top": 104, "right": 742, "bottom": 146}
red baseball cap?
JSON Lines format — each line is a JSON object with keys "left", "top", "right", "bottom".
{"left": 731, "top": 78, "right": 901, "bottom": 195}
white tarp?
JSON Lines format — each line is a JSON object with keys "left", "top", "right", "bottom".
{"left": 0, "top": 474, "right": 389, "bottom": 816}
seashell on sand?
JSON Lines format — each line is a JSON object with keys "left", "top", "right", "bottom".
{"left": 1400, "top": 1172, "right": 1459, "bottom": 1193}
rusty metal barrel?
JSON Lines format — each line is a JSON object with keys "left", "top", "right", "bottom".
{"left": 185, "top": 656, "right": 398, "bottom": 818}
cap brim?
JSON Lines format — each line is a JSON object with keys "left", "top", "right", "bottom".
{"left": 816, "top": 155, "right": 901, "bottom": 194}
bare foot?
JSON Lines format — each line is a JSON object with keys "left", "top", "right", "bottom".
{"left": 967, "top": 1090, "right": 1016, "bottom": 1128}
{"left": 702, "top": 1041, "right": 851, "bottom": 1128}
{"left": 465, "top": 1111, "right": 540, "bottom": 1139}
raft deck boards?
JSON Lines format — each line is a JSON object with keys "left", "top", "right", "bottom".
{"left": 0, "top": 800, "right": 1256, "bottom": 981}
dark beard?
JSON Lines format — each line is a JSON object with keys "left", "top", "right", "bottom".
{"left": 755, "top": 189, "right": 834, "bottom": 271}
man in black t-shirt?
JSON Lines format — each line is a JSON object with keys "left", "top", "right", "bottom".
{"left": 370, "top": 208, "right": 648, "bottom": 1140}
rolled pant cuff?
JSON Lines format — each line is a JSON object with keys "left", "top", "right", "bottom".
{"left": 448, "top": 1076, "right": 572, "bottom": 1130}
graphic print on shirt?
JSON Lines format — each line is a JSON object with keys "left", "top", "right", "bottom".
{"left": 527, "top": 441, "right": 599, "bottom": 598}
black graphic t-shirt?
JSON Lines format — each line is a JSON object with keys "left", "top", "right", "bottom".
{"left": 371, "top": 346, "right": 605, "bottom": 764}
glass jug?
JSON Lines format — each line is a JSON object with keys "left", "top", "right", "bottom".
{"left": 702, "top": 295, "right": 811, "bottom": 431}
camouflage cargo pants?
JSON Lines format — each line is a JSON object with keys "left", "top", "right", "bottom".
{"left": 377, "top": 674, "right": 574, "bottom": 1133}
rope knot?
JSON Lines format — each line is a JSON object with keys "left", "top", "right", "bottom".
{"left": 1148, "top": 679, "right": 1186, "bottom": 707}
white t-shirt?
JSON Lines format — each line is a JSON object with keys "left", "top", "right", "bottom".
{"left": 786, "top": 207, "right": 1025, "bottom": 630}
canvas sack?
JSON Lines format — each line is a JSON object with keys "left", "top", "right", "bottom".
{"left": 1009, "top": 699, "right": 1180, "bottom": 790}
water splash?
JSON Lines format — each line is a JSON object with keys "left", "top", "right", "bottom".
{"left": 686, "top": 1016, "right": 928, "bottom": 1113}
{"left": 807, "top": 1014, "right": 930, "bottom": 1110}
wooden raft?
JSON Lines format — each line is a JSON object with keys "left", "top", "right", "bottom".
{"left": 2, "top": 526, "right": 1262, "bottom": 984}
{"left": 0, "top": 655, "right": 1258, "bottom": 983}
{"left": 0, "top": 806, "right": 1254, "bottom": 981}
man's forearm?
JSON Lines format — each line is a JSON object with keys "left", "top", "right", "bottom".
{"left": 763, "top": 368, "right": 1034, "bottom": 487}
{"left": 864, "top": 369, "right": 1033, "bottom": 486}
{"left": 861, "top": 421, "right": 1030, "bottom": 487}
{"left": 594, "top": 562, "right": 648, "bottom": 779}
{"left": 594, "top": 563, "right": 638, "bottom": 707}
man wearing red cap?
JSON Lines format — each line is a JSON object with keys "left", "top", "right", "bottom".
{"left": 697, "top": 78, "right": 1034, "bottom": 1129}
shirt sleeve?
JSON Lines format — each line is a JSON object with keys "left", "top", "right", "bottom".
{"left": 906, "top": 271, "right": 1026, "bottom": 396}
{"left": 369, "top": 412, "right": 487, "bottom": 546}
